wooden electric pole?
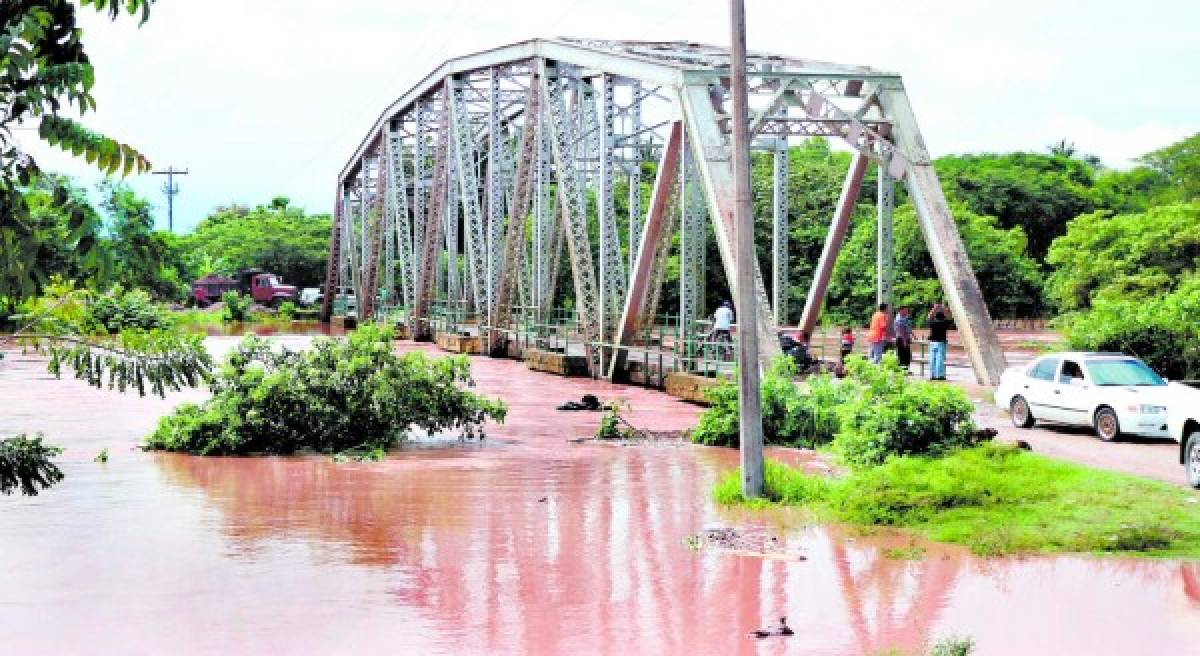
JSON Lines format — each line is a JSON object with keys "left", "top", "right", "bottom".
{"left": 729, "top": 0, "right": 764, "bottom": 498}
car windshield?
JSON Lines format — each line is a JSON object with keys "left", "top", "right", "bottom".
{"left": 265, "top": 275, "right": 281, "bottom": 286}
{"left": 1085, "top": 359, "right": 1166, "bottom": 386}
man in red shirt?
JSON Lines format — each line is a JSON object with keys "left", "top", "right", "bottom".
{"left": 867, "top": 302, "right": 889, "bottom": 364}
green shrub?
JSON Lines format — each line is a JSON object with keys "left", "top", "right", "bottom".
{"left": 221, "top": 291, "right": 251, "bottom": 322}
{"left": 1, "top": 433, "right": 64, "bottom": 496}
{"left": 691, "top": 357, "right": 845, "bottom": 448}
{"left": 1059, "top": 274, "right": 1200, "bottom": 379}
{"left": 713, "top": 459, "right": 832, "bottom": 506}
{"left": 833, "top": 355, "right": 978, "bottom": 468}
{"left": 88, "top": 286, "right": 166, "bottom": 333}
{"left": 277, "top": 300, "right": 297, "bottom": 319}
{"left": 145, "top": 324, "right": 507, "bottom": 455}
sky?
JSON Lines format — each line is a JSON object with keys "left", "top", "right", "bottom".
{"left": 16, "top": 0, "right": 1200, "bottom": 233}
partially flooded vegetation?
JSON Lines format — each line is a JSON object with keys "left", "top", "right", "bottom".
{"left": 715, "top": 444, "right": 1200, "bottom": 556}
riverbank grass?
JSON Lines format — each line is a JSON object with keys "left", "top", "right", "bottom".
{"left": 714, "top": 444, "right": 1200, "bottom": 557}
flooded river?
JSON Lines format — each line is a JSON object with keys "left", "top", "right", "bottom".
{"left": 1, "top": 338, "right": 1197, "bottom": 654}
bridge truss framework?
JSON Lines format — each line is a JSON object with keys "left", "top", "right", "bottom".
{"left": 320, "top": 38, "right": 1008, "bottom": 385}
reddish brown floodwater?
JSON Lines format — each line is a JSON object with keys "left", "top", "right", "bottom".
{"left": 2, "top": 338, "right": 1198, "bottom": 655}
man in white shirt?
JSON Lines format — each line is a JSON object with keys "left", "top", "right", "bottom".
{"left": 711, "top": 301, "right": 734, "bottom": 343}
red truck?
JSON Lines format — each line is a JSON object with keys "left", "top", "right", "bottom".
{"left": 192, "top": 269, "right": 298, "bottom": 308}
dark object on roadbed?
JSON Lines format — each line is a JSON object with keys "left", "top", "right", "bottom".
{"left": 749, "top": 617, "right": 793, "bottom": 639}
{"left": 1017, "top": 439, "right": 1033, "bottom": 451}
{"left": 557, "top": 394, "right": 602, "bottom": 411}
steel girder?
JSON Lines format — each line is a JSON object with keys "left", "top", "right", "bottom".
{"left": 877, "top": 152, "right": 895, "bottom": 309}
{"left": 335, "top": 38, "right": 1007, "bottom": 384}
{"left": 771, "top": 139, "right": 789, "bottom": 325}
{"left": 799, "top": 151, "right": 869, "bottom": 336}
{"left": 540, "top": 61, "right": 603, "bottom": 365}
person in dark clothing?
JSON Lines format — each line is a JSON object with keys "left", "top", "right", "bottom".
{"left": 893, "top": 307, "right": 913, "bottom": 371}
{"left": 926, "top": 303, "right": 951, "bottom": 380}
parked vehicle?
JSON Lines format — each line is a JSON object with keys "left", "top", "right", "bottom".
{"left": 191, "top": 273, "right": 237, "bottom": 307}
{"left": 234, "top": 269, "right": 298, "bottom": 308}
{"left": 995, "top": 352, "right": 1171, "bottom": 442}
{"left": 1166, "top": 381, "right": 1200, "bottom": 489}
{"left": 192, "top": 269, "right": 298, "bottom": 308}
{"left": 299, "top": 288, "right": 321, "bottom": 307}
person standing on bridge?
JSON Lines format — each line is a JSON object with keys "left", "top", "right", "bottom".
{"left": 926, "top": 302, "right": 951, "bottom": 381}
{"left": 710, "top": 301, "right": 734, "bottom": 343}
{"left": 894, "top": 306, "right": 913, "bottom": 372}
{"left": 866, "top": 302, "right": 890, "bottom": 364}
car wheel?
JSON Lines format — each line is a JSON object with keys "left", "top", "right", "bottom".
{"left": 1010, "top": 395, "right": 1035, "bottom": 428}
{"left": 1186, "top": 431, "right": 1200, "bottom": 490}
{"left": 1094, "top": 406, "right": 1121, "bottom": 442}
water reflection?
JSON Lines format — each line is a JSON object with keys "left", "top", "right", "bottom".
{"left": 155, "top": 444, "right": 1199, "bottom": 655}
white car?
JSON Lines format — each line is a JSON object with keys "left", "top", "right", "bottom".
{"left": 299, "top": 287, "right": 321, "bottom": 307}
{"left": 995, "top": 352, "right": 1170, "bottom": 442}
{"left": 1166, "top": 382, "right": 1200, "bottom": 488}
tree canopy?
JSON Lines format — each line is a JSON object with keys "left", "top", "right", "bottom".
{"left": 179, "top": 199, "right": 332, "bottom": 288}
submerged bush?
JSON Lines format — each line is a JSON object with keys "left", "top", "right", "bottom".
{"left": 146, "top": 324, "right": 507, "bottom": 455}
{"left": 88, "top": 286, "right": 166, "bottom": 333}
{"left": 1, "top": 433, "right": 64, "bottom": 496}
{"left": 691, "top": 357, "right": 845, "bottom": 448}
{"left": 833, "top": 355, "right": 979, "bottom": 468}
{"left": 691, "top": 354, "right": 977, "bottom": 467}
{"left": 221, "top": 291, "right": 251, "bottom": 322}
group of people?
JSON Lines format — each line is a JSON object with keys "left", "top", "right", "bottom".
{"left": 861, "top": 301, "right": 951, "bottom": 380}
{"left": 706, "top": 299, "right": 953, "bottom": 381}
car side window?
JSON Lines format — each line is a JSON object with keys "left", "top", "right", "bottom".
{"left": 1030, "top": 358, "right": 1058, "bottom": 381}
{"left": 1059, "top": 360, "right": 1084, "bottom": 384}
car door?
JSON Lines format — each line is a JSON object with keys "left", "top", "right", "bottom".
{"left": 1023, "top": 357, "right": 1060, "bottom": 421}
{"left": 1051, "top": 359, "right": 1092, "bottom": 426}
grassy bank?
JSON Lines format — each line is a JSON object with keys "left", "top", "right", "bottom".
{"left": 715, "top": 444, "right": 1200, "bottom": 557}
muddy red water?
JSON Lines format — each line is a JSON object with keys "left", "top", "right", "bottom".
{"left": 2, "top": 338, "right": 1198, "bottom": 655}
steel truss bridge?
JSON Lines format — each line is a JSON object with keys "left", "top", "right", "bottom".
{"left": 321, "top": 38, "right": 1008, "bottom": 385}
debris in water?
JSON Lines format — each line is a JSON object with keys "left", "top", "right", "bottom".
{"left": 749, "top": 617, "right": 794, "bottom": 639}
{"left": 683, "top": 526, "right": 804, "bottom": 560}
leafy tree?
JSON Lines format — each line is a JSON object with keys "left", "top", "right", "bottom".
{"left": 1060, "top": 273, "right": 1200, "bottom": 380}
{"left": 1045, "top": 202, "right": 1200, "bottom": 311}
{"left": 1137, "top": 132, "right": 1200, "bottom": 202}
{"left": 932, "top": 152, "right": 1096, "bottom": 260}
{"left": 101, "top": 182, "right": 188, "bottom": 300}
{"left": 826, "top": 204, "right": 1044, "bottom": 323}
{"left": 1, "top": 1, "right": 154, "bottom": 307}
{"left": 0, "top": 175, "right": 102, "bottom": 315}
{"left": 179, "top": 201, "right": 332, "bottom": 288}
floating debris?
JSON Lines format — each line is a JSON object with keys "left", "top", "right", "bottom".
{"left": 683, "top": 525, "right": 805, "bottom": 561}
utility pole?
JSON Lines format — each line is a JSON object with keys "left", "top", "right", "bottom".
{"left": 152, "top": 166, "right": 189, "bottom": 232}
{"left": 729, "top": 0, "right": 764, "bottom": 498}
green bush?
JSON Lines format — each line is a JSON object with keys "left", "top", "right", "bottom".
{"left": 145, "top": 324, "right": 507, "bottom": 455}
{"left": 277, "top": 300, "right": 297, "bottom": 319}
{"left": 1, "top": 433, "right": 64, "bottom": 496}
{"left": 1059, "top": 274, "right": 1200, "bottom": 380}
{"left": 690, "top": 357, "right": 845, "bottom": 448}
{"left": 221, "top": 291, "right": 251, "bottom": 322}
{"left": 833, "top": 355, "right": 979, "bottom": 468}
{"left": 88, "top": 286, "right": 166, "bottom": 333}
